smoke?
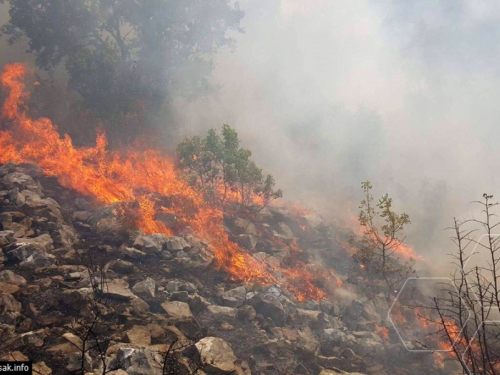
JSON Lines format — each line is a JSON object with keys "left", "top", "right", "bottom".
{"left": 2, "top": 0, "right": 500, "bottom": 268}
{"left": 166, "top": 0, "right": 500, "bottom": 266}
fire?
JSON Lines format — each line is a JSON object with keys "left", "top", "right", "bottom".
{"left": 0, "top": 63, "right": 327, "bottom": 301}
{"left": 375, "top": 324, "right": 389, "bottom": 339}
{"left": 414, "top": 308, "right": 429, "bottom": 328}
{"left": 344, "top": 214, "right": 424, "bottom": 260}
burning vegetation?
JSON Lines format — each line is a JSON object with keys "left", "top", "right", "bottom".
{"left": 0, "top": 63, "right": 331, "bottom": 301}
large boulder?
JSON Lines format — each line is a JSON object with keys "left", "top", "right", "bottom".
{"left": 195, "top": 337, "right": 238, "bottom": 374}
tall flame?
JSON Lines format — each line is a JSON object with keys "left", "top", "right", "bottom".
{"left": 0, "top": 63, "right": 328, "bottom": 301}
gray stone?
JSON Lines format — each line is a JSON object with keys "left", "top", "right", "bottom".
{"left": 222, "top": 286, "right": 247, "bottom": 307}
{"left": 102, "top": 279, "right": 135, "bottom": 300}
{"left": 250, "top": 295, "right": 285, "bottom": 326}
{"left": 133, "top": 234, "right": 169, "bottom": 254}
{"left": 132, "top": 278, "right": 156, "bottom": 298}
{"left": 166, "top": 236, "right": 190, "bottom": 251}
{"left": 116, "top": 347, "right": 162, "bottom": 375}
{"left": 207, "top": 305, "right": 238, "bottom": 319}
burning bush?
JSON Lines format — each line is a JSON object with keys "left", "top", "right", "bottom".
{"left": 349, "top": 181, "right": 415, "bottom": 302}
{"left": 176, "top": 124, "right": 283, "bottom": 214}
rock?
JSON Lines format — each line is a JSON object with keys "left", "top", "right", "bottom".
{"left": 276, "top": 222, "right": 294, "bottom": 239}
{"left": 0, "top": 270, "right": 26, "bottom": 285}
{"left": 166, "top": 236, "right": 190, "bottom": 251}
{"left": 289, "top": 309, "right": 328, "bottom": 330}
{"left": 132, "top": 278, "right": 156, "bottom": 298}
{"left": 175, "top": 250, "right": 189, "bottom": 258}
{"left": 129, "top": 296, "right": 150, "bottom": 315}
{"left": 188, "top": 294, "right": 211, "bottom": 314}
{"left": 133, "top": 234, "right": 169, "bottom": 254}
{"left": 222, "top": 286, "right": 247, "bottom": 307}
{"left": 161, "top": 301, "right": 200, "bottom": 338}
{"left": 32, "top": 362, "right": 52, "bottom": 375}
{"left": 250, "top": 294, "right": 285, "bottom": 326}
{"left": 166, "top": 281, "right": 180, "bottom": 292}
{"left": 233, "top": 218, "right": 251, "bottom": 234}
{"left": 297, "top": 326, "right": 320, "bottom": 357}
{"left": 161, "top": 301, "right": 194, "bottom": 320}
{"left": 237, "top": 305, "right": 256, "bottom": 321}
{"left": 170, "top": 291, "right": 189, "bottom": 302}
{"left": 0, "top": 231, "right": 14, "bottom": 247}
{"left": 0, "top": 293, "right": 22, "bottom": 324}
{"left": 207, "top": 305, "right": 238, "bottom": 319}
{"left": 116, "top": 347, "right": 162, "bottom": 375}
{"left": 253, "top": 252, "right": 281, "bottom": 268}
{"left": 355, "top": 338, "right": 385, "bottom": 357}
{"left": 19, "top": 251, "right": 57, "bottom": 269}
{"left": 320, "top": 300, "right": 335, "bottom": 315}
{"left": 66, "top": 352, "right": 92, "bottom": 372}
{"left": 120, "top": 246, "right": 146, "bottom": 259}
{"left": 108, "top": 259, "right": 135, "bottom": 274}
{"left": 238, "top": 234, "right": 258, "bottom": 250}
{"left": 71, "top": 210, "right": 92, "bottom": 222}
{"left": 9, "top": 233, "right": 53, "bottom": 252}
{"left": 75, "top": 198, "right": 93, "bottom": 211}
{"left": 0, "top": 282, "right": 19, "bottom": 294}
{"left": 62, "top": 332, "right": 83, "bottom": 350}
{"left": 103, "top": 279, "right": 135, "bottom": 300}
{"left": 179, "top": 282, "right": 197, "bottom": 293}
{"left": 195, "top": 337, "right": 238, "bottom": 374}
{"left": 0, "top": 351, "right": 29, "bottom": 361}
{"left": 125, "top": 326, "right": 151, "bottom": 346}
{"left": 2, "top": 172, "right": 39, "bottom": 191}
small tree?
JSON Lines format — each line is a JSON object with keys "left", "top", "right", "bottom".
{"left": 177, "top": 124, "right": 282, "bottom": 213}
{"left": 350, "top": 181, "right": 415, "bottom": 301}
{"left": 429, "top": 194, "right": 500, "bottom": 374}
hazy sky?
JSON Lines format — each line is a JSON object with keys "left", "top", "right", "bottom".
{"left": 169, "top": 0, "right": 500, "bottom": 260}
{"left": 2, "top": 0, "right": 500, "bottom": 262}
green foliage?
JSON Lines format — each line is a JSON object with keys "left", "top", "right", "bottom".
{"left": 0, "top": 0, "right": 244, "bottom": 137}
{"left": 177, "top": 124, "right": 283, "bottom": 213}
{"left": 350, "top": 181, "right": 415, "bottom": 301}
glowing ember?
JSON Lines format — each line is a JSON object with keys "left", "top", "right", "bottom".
{"left": 0, "top": 63, "right": 328, "bottom": 301}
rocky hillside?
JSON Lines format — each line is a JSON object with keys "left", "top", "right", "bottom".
{"left": 0, "top": 162, "right": 451, "bottom": 374}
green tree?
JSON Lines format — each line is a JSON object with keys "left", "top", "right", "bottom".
{"left": 350, "top": 181, "right": 415, "bottom": 301}
{"left": 0, "top": 0, "right": 244, "bottom": 139}
{"left": 177, "top": 124, "right": 283, "bottom": 213}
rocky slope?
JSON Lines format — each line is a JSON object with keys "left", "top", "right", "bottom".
{"left": 0, "top": 162, "right": 451, "bottom": 374}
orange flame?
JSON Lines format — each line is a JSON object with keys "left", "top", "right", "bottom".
{"left": 0, "top": 63, "right": 327, "bottom": 301}
{"left": 375, "top": 324, "right": 389, "bottom": 339}
{"left": 344, "top": 214, "right": 423, "bottom": 260}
